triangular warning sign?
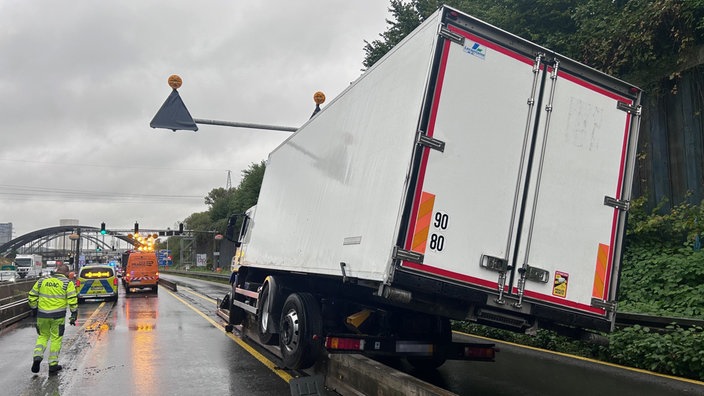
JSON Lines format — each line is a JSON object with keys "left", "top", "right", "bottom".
{"left": 150, "top": 89, "right": 198, "bottom": 131}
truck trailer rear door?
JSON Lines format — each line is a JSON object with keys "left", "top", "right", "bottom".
{"left": 398, "top": 8, "right": 640, "bottom": 330}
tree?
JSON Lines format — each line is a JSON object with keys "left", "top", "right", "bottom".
{"left": 363, "top": 0, "right": 704, "bottom": 87}
{"left": 204, "top": 187, "right": 231, "bottom": 207}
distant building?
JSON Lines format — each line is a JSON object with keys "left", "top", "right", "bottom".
{"left": 0, "top": 223, "right": 11, "bottom": 244}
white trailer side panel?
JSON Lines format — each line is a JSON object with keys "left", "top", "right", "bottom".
{"left": 242, "top": 14, "right": 442, "bottom": 281}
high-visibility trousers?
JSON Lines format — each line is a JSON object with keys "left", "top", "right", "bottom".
{"left": 34, "top": 317, "right": 66, "bottom": 366}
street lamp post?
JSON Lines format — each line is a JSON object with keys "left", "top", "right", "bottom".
{"left": 214, "top": 233, "right": 223, "bottom": 271}
{"left": 68, "top": 228, "right": 81, "bottom": 273}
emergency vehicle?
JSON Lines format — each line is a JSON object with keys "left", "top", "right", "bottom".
{"left": 76, "top": 265, "right": 119, "bottom": 302}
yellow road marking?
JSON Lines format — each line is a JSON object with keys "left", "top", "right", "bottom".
{"left": 165, "top": 288, "right": 293, "bottom": 383}
{"left": 455, "top": 330, "right": 704, "bottom": 386}
{"left": 63, "top": 302, "right": 106, "bottom": 349}
{"left": 181, "top": 287, "right": 217, "bottom": 304}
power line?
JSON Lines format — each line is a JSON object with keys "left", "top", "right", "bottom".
{"left": 0, "top": 158, "right": 227, "bottom": 172}
{"left": 0, "top": 184, "right": 203, "bottom": 203}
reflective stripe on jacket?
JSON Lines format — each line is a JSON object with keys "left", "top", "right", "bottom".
{"left": 27, "top": 274, "right": 78, "bottom": 319}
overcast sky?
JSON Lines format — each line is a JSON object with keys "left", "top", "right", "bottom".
{"left": 0, "top": 1, "right": 391, "bottom": 237}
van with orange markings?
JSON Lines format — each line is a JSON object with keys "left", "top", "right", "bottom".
{"left": 122, "top": 252, "right": 159, "bottom": 294}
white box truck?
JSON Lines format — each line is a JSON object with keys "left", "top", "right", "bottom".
{"left": 14, "top": 254, "right": 43, "bottom": 279}
{"left": 224, "top": 6, "right": 642, "bottom": 370}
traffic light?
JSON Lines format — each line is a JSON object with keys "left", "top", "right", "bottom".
{"left": 96, "top": 246, "right": 102, "bottom": 252}
{"left": 179, "top": 223, "right": 184, "bottom": 234}
{"left": 100, "top": 222, "right": 107, "bottom": 235}
{"left": 134, "top": 222, "right": 139, "bottom": 234}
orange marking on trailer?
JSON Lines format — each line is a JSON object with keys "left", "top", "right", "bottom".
{"left": 411, "top": 192, "right": 435, "bottom": 254}
{"left": 592, "top": 243, "right": 609, "bottom": 299}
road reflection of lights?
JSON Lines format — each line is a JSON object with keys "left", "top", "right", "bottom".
{"left": 85, "top": 321, "right": 111, "bottom": 332}
{"left": 125, "top": 296, "right": 159, "bottom": 395}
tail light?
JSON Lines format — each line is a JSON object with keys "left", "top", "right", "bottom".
{"left": 75, "top": 280, "right": 81, "bottom": 288}
{"left": 325, "top": 337, "right": 364, "bottom": 351}
{"left": 113, "top": 278, "right": 118, "bottom": 286}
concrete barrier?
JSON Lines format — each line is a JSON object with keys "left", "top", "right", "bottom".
{"left": 0, "top": 279, "right": 34, "bottom": 330}
{"left": 158, "top": 278, "right": 178, "bottom": 291}
{"left": 323, "top": 354, "right": 458, "bottom": 396}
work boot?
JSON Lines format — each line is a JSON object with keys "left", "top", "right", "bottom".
{"left": 31, "top": 357, "right": 42, "bottom": 373}
{"left": 48, "top": 364, "right": 62, "bottom": 374}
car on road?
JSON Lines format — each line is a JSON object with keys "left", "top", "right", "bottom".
{"left": 76, "top": 265, "right": 119, "bottom": 302}
{"left": 0, "top": 265, "right": 18, "bottom": 282}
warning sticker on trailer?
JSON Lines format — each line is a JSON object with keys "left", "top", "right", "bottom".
{"left": 552, "top": 271, "right": 569, "bottom": 298}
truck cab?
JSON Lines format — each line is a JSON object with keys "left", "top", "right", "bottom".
{"left": 14, "top": 255, "right": 42, "bottom": 279}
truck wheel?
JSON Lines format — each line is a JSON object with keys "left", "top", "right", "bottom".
{"left": 257, "top": 282, "right": 278, "bottom": 345}
{"left": 279, "top": 293, "right": 322, "bottom": 370}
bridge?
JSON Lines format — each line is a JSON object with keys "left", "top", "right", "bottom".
{"left": 0, "top": 225, "right": 232, "bottom": 272}
{"left": 0, "top": 225, "right": 144, "bottom": 267}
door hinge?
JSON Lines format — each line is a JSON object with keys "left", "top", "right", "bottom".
{"left": 418, "top": 133, "right": 446, "bottom": 152}
{"left": 439, "top": 26, "right": 465, "bottom": 46}
{"left": 617, "top": 102, "right": 641, "bottom": 116}
{"left": 393, "top": 247, "right": 424, "bottom": 264}
{"left": 604, "top": 196, "right": 629, "bottom": 211}
{"left": 591, "top": 298, "right": 617, "bottom": 312}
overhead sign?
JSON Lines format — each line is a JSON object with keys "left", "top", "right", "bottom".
{"left": 156, "top": 250, "right": 172, "bottom": 267}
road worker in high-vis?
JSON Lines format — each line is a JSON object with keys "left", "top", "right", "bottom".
{"left": 27, "top": 263, "right": 78, "bottom": 374}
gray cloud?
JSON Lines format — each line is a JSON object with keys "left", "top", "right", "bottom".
{"left": 0, "top": 0, "right": 389, "bottom": 236}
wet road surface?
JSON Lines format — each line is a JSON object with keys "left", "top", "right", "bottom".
{"left": 1, "top": 273, "right": 702, "bottom": 396}
{"left": 0, "top": 280, "right": 290, "bottom": 396}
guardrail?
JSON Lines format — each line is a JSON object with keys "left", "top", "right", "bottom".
{"left": 161, "top": 269, "right": 230, "bottom": 284}
{"left": 616, "top": 311, "right": 704, "bottom": 331}
{"left": 0, "top": 280, "right": 34, "bottom": 330}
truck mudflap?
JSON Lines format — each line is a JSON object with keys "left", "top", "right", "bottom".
{"left": 324, "top": 334, "right": 497, "bottom": 362}
{"left": 396, "top": 6, "right": 641, "bottom": 328}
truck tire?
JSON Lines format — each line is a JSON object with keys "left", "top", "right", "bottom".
{"left": 257, "top": 281, "right": 278, "bottom": 345}
{"left": 279, "top": 292, "right": 322, "bottom": 370}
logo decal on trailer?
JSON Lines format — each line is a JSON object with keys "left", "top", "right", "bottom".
{"left": 552, "top": 271, "right": 569, "bottom": 298}
{"left": 463, "top": 42, "right": 486, "bottom": 59}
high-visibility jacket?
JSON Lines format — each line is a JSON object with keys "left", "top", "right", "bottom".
{"left": 28, "top": 274, "right": 78, "bottom": 319}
